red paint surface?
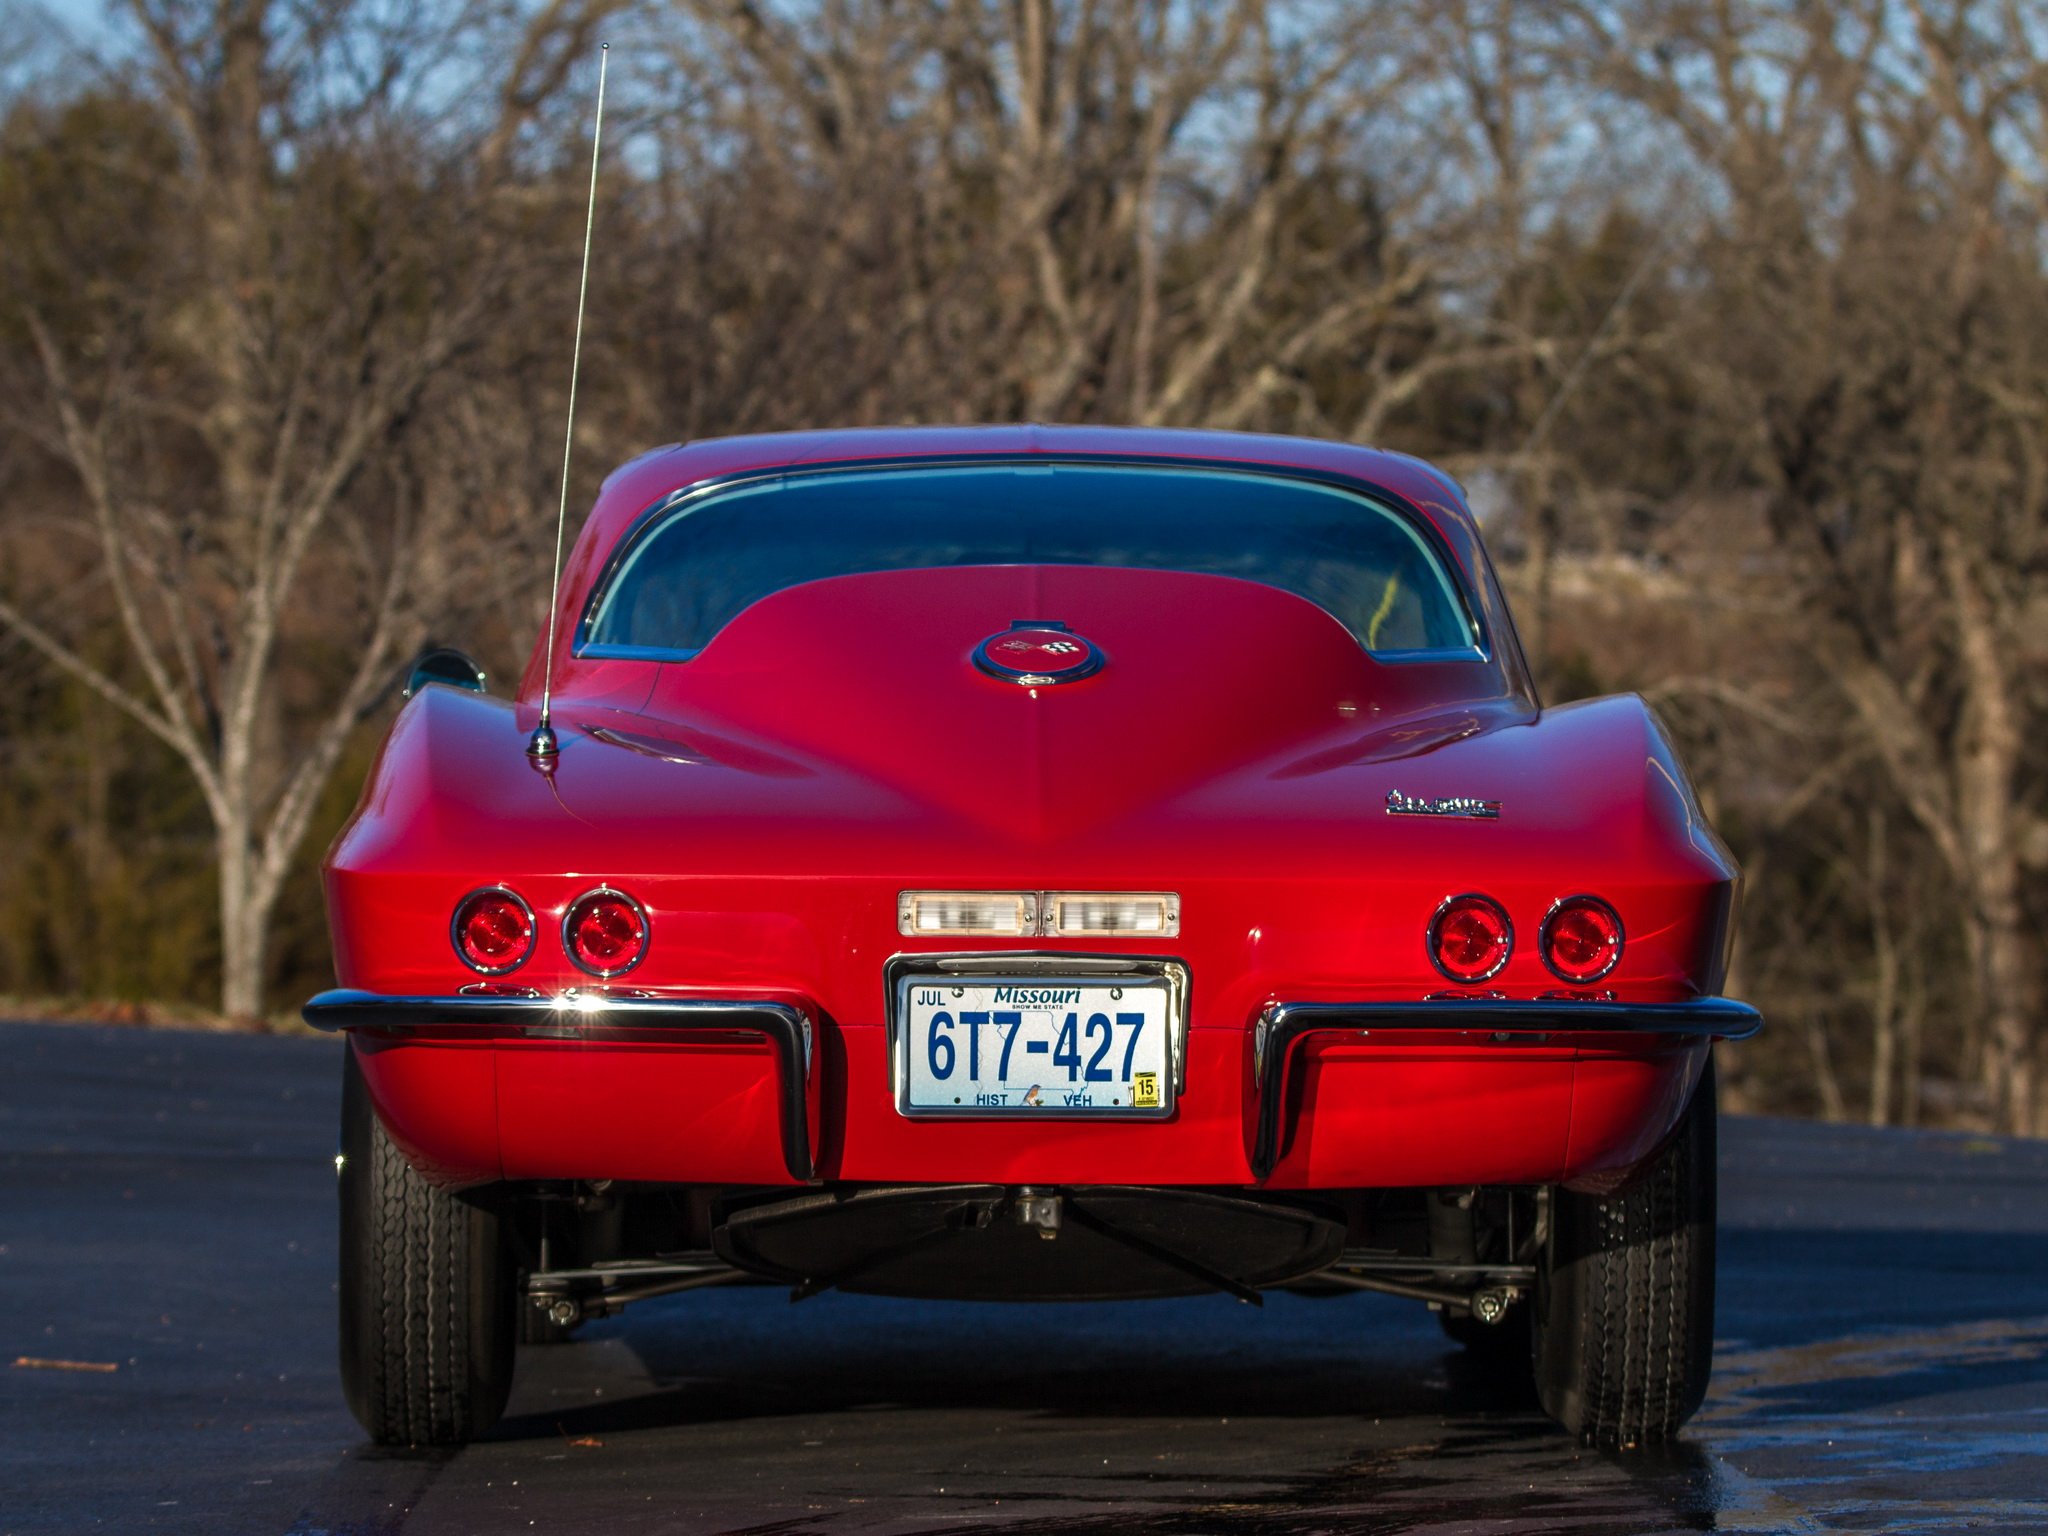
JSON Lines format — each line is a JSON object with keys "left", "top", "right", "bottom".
{"left": 323, "top": 427, "right": 1742, "bottom": 1193}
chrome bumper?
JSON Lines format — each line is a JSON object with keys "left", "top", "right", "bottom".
{"left": 1250, "top": 997, "right": 1762, "bottom": 1181}
{"left": 304, "top": 987, "right": 1759, "bottom": 1189}
{"left": 302, "top": 988, "right": 816, "bottom": 1181}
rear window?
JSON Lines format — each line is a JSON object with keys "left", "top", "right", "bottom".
{"left": 582, "top": 462, "right": 1481, "bottom": 659}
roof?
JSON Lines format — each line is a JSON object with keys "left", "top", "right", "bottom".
{"left": 527, "top": 425, "right": 1511, "bottom": 706}
{"left": 579, "top": 425, "right": 1479, "bottom": 562}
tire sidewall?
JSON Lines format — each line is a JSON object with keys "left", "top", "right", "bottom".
{"left": 337, "top": 1042, "right": 516, "bottom": 1444}
{"left": 1533, "top": 1050, "right": 1718, "bottom": 1446}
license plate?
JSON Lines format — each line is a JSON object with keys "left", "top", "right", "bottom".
{"left": 896, "top": 975, "right": 1176, "bottom": 1117}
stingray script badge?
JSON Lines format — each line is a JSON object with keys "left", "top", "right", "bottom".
{"left": 1386, "top": 789, "right": 1501, "bottom": 820}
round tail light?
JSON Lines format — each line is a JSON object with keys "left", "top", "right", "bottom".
{"left": 1542, "top": 896, "right": 1623, "bottom": 983}
{"left": 451, "top": 887, "right": 536, "bottom": 974}
{"left": 1429, "top": 894, "right": 1513, "bottom": 983}
{"left": 563, "top": 888, "right": 649, "bottom": 978}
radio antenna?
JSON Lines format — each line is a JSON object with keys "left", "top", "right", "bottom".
{"left": 529, "top": 41, "right": 610, "bottom": 765}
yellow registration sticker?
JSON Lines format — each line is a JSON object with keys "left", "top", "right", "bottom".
{"left": 1131, "top": 1072, "right": 1160, "bottom": 1109}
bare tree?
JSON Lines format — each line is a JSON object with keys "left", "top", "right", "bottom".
{"left": 0, "top": 0, "right": 618, "bottom": 1020}
{"left": 0, "top": 0, "right": 2038, "bottom": 1135}
{"left": 650, "top": 1, "right": 1538, "bottom": 436}
{"left": 1562, "top": 0, "right": 2048, "bottom": 1131}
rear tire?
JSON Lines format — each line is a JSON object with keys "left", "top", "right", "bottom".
{"left": 338, "top": 1045, "right": 516, "bottom": 1446}
{"left": 1533, "top": 1053, "right": 1717, "bottom": 1449}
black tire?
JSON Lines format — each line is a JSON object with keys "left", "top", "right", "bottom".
{"left": 338, "top": 1045, "right": 516, "bottom": 1446}
{"left": 1533, "top": 1053, "right": 1717, "bottom": 1449}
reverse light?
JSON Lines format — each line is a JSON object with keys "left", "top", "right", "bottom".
{"left": 898, "top": 891, "right": 1037, "bottom": 937}
{"left": 563, "top": 887, "right": 650, "bottom": 978}
{"left": 1428, "top": 893, "right": 1513, "bottom": 983}
{"left": 1043, "top": 892, "right": 1180, "bottom": 938}
{"left": 451, "top": 887, "right": 536, "bottom": 975}
{"left": 1541, "top": 896, "right": 1624, "bottom": 983}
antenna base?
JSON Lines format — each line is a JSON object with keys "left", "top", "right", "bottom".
{"left": 526, "top": 723, "right": 560, "bottom": 765}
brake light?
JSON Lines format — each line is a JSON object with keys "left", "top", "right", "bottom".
{"left": 1429, "top": 894, "right": 1512, "bottom": 983}
{"left": 1541, "top": 896, "right": 1623, "bottom": 983}
{"left": 563, "top": 888, "right": 649, "bottom": 977}
{"left": 451, "top": 888, "right": 536, "bottom": 974}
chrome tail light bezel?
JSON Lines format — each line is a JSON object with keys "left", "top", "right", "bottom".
{"left": 1539, "top": 894, "right": 1625, "bottom": 984}
{"left": 450, "top": 886, "right": 539, "bottom": 976}
{"left": 562, "top": 886, "right": 652, "bottom": 979}
{"left": 1426, "top": 891, "right": 1515, "bottom": 984}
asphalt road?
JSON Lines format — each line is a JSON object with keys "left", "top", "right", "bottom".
{"left": 4, "top": 1022, "right": 2047, "bottom": 1536}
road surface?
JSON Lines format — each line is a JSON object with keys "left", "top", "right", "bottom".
{"left": 3, "top": 1020, "right": 2046, "bottom": 1534}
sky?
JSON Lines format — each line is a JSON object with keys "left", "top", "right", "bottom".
{"left": 31, "top": 0, "right": 112, "bottom": 25}
{"left": 15, "top": 0, "right": 125, "bottom": 54}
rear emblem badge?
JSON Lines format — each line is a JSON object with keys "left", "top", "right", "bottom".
{"left": 973, "top": 620, "right": 1105, "bottom": 686}
{"left": 1387, "top": 789, "right": 1501, "bottom": 820}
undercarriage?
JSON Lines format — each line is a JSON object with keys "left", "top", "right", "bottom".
{"left": 337, "top": 1046, "right": 1717, "bottom": 1453}
{"left": 510, "top": 1180, "right": 1544, "bottom": 1327}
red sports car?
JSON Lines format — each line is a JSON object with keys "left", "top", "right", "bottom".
{"left": 308, "top": 426, "right": 1757, "bottom": 1451}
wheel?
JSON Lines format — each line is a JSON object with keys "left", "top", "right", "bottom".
{"left": 338, "top": 1044, "right": 516, "bottom": 1446}
{"left": 1533, "top": 1052, "right": 1717, "bottom": 1449}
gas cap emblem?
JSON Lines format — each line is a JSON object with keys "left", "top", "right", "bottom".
{"left": 973, "top": 620, "right": 1105, "bottom": 686}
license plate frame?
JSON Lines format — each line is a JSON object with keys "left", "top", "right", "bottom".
{"left": 888, "top": 955, "right": 1189, "bottom": 1120}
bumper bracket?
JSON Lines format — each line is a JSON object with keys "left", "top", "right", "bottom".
{"left": 302, "top": 988, "right": 816, "bottom": 1181}
{"left": 1250, "top": 997, "right": 1762, "bottom": 1181}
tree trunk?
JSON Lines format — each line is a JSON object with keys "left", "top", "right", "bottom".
{"left": 1967, "top": 867, "right": 2036, "bottom": 1135}
{"left": 1805, "top": 1016, "right": 1847, "bottom": 1122}
{"left": 1900, "top": 973, "right": 1925, "bottom": 1129}
{"left": 1866, "top": 806, "right": 1896, "bottom": 1127}
{"left": 1944, "top": 536, "right": 2037, "bottom": 1134}
{"left": 1867, "top": 943, "right": 1897, "bottom": 1128}
{"left": 216, "top": 823, "right": 270, "bottom": 1027}
{"left": 1517, "top": 495, "right": 1559, "bottom": 680}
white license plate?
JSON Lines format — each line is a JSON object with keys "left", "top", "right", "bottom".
{"left": 897, "top": 976, "right": 1175, "bottom": 1117}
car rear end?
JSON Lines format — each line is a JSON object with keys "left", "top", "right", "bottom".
{"left": 312, "top": 432, "right": 1758, "bottom": 1451}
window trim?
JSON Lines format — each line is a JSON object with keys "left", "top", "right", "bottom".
{"left": 572, "top": 454, "right": 1494, "bottom": 666}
